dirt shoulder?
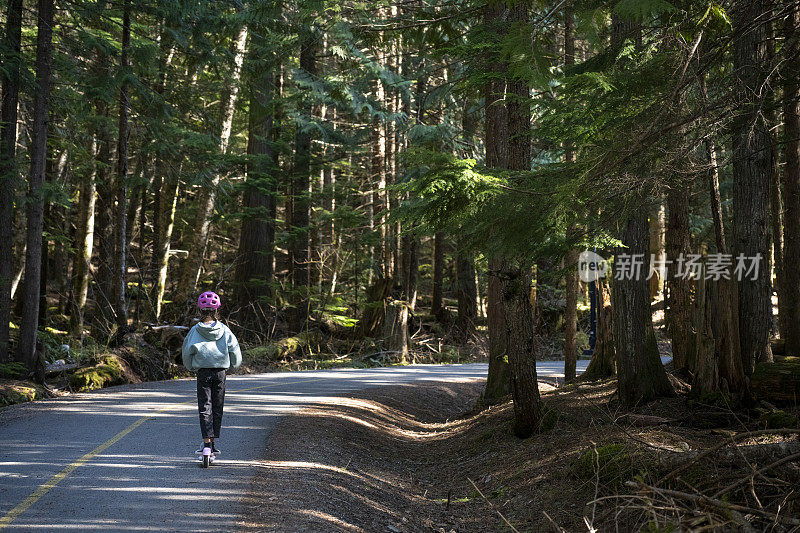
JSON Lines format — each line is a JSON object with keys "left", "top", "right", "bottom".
{"left": 241, "top": 376, "right": 800, "bottom": 532}
{"left": 240, "top": 380, "right": 495, "bottom": 532}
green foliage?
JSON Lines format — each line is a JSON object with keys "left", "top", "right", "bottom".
{"left": 0, "top": 361, "right": 27, "bottom": 379}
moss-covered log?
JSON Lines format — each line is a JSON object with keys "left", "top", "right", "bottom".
{"left": 246, "top": 331, "right": 322, "bottom": 364}
{"left": 69, "top": 354, "right": 138, "bottom": 392}
{"left": 0, "top": 380, "right": 49, "bottom": 405}
{"left": 750, "top": 357, "right": 800, "bottom": 403}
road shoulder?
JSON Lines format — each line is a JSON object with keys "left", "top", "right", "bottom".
{"left": 239, "top": 380, "right": 489, "bottom": 532}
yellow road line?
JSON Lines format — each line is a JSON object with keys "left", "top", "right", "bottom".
{"left": 0, "top": 377, "right": 325, "bottom": 529}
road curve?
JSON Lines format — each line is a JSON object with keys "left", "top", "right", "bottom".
{"left": 0, "top": 361, "right": 595, "bottom": 531}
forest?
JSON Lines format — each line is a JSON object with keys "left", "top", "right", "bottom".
{"left": 2, "top": 0, "right": 800, "bottom": 529}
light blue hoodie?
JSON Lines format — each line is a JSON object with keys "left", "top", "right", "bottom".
{"left": 182, "top": 321, "right": 242, "bottom": 371}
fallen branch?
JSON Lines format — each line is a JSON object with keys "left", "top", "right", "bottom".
{"left": 630, "top": 481, "right": 800, "bottom": 527}
{"left": 467, "top": 477, "right": 520, "bottom": 533}
{"left": 712, "top": 450, "right": 800, "bottom": 499}
{"left": 542, "top": 510, "right": 566, "bottom": 533}
{"left": 655, "top": 429, "right": 800, "bottom": 486}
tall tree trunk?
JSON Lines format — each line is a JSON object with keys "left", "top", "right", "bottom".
{"left": 93, "top": 42, "right": 115, "bottom": 334}
{"left": 481, "top": 1, "right": 511, "bottom": 405}
{"left": 288, "top": 29, "right": 317, "bottom": 332}
{"left": 707, "top": 137, "right": 745, "bottom": 392}
{"left": 234, "top": 41, "right": 276, "bottom": 321}
{"left": 649, "top": 201, "right": 665, "bottom": 300}
{"left": 371, "top": 70, "right": 386, "bottom": 279}
{"left": 0, "top": 0, "right": 24, "bottom": 360}
{"left": 175, "top": 24, "right": 248, "bottom": 308}
{"left": 782, "top": 4, "right": 800, "bottom": 356}
{"left": 564, "top": 248, "right": 579, "bottom": 382}
{"left": 456, "top": 252, "right": 477, "bottom": 338}
{"left": 17, "top": 0, "right": 55, "bottom": 378}
{"left": 665, "top": 188, "right": 692, "bottom": 371}
{"left": 148, "top": 30, "right": 177, "bottom": 321}
{"left": 503, "top": 1, "right": 541, "bottom": 436}
{"left": 69, "top": 141, "right": 97, "bottom": 335}
{"left": 111, "top": 0, "right": 131, "bottom": 335}
{"left": 502, "top": 262, "right": 541, "bottom": 438}
{"left": 563, "top": 6, "right": 578, "bottom": 382}
{"left": 431, "top": 233, "right": 445, "bottom": 321}
{"left": 613, "top": 210, "right": 674, "bottom": 406}
{"left": 732, "top": 0, "right": 774, "bottom": 376}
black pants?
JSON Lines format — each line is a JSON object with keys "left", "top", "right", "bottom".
{"left": 197, "top": 368, "right": 226, "bottom": 439}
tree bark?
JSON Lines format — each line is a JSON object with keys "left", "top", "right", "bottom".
{"left": 456, "top": 252, "right": 477, "bottom": 338}
{"left": 0, "top": 0, "right": 23, "bottom": 361}
{"left": 175, "top": 24, "right": 248, "bottom": 309}
{"left": 564, "top": 248, "right": 579, "bottom": 382}
{"left": 563, "top": 6, "right": 578, "bottom": 383}
{"left": 17, "top": 0, "right": 55, "bottom": 377}
{"left": 481, "top": 0, "right": 511, "bottom": 405}
{"left": 707, "top": 137, "right": 745, "bottom": 393}
{"left": 111, "top": 0, "right": 131, "bottom": 334}
{"left": 288, "top": 29, "right": 317, "bottom": 332}
{"left": 649, "top": 201, "right": 665, "bottom": 300}
{"left": 501, "top": 262, "right": 541, "bottom": 438}
{"left": 234, "top": 39, "right": 276, "bottom": 320}
{"left": 692, "top": 264, "right": 718, "bottom": 396}
{"left": 503, "top": 0, "right": 541, "bottom": 436}
{"left": 613, "top": 210, "right": 674, "bottom": 406}
{"left": 665, "top": 188, "right": 693, "bottom": 371}
{"left": 732, "top": 0, "right": 774, "bottom": 376}
{"left": 782, "top": 4, "right": 800, "bottom": 356}
{"left": 69, "top": 140, "right": 97, "bottom": 336}
{"left": 431, "top": 233, "right": 445, "bottom": 321}
{"left": 152, "top": 175, "right": 179, "bottom": 320}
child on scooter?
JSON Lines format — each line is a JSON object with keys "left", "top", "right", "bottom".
{"left": 182, "top": 291, "right": 242, "bottom": 462}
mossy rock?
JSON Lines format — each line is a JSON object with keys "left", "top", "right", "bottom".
{"left": 759, "top": 410, "right": 799, "bottom": 429}
{"left": 69, "top": 355, "right": 127, "bottom": 392}
{"left": 573, "top": 443, "right": 636, "bottom": 487}
{"left": 0, "top": 380, "right": 48, "bottom": 406}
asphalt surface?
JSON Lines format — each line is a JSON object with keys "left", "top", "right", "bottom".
{"left": 0, "top": 360, "right": 594, "bottom": 531}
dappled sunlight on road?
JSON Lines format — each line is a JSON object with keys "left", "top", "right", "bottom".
{"left": 0, "top": 364, "right": 490, "bottom": 531}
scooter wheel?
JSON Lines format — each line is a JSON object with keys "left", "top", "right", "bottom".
{"left": 202, "top": 454, "right": 210, "bottom": 468}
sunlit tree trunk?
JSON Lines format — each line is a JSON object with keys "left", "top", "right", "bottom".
{"left": 69, "top": 140, "right": 97, "bottom": 335}
{"left": 175, "top": 24, "right": 248, "bottom": 308}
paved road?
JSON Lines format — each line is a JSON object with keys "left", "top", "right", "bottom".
{"left": 0, "top": 360, "right": 595, "bottom": 531}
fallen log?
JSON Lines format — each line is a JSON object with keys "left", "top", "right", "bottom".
{"left": 750, "top": 356, "right": 800, "bottom": 404}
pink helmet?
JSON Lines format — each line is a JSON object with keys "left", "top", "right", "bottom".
{"left": 197, "top": 291, "right": 221, "bottom": 310}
